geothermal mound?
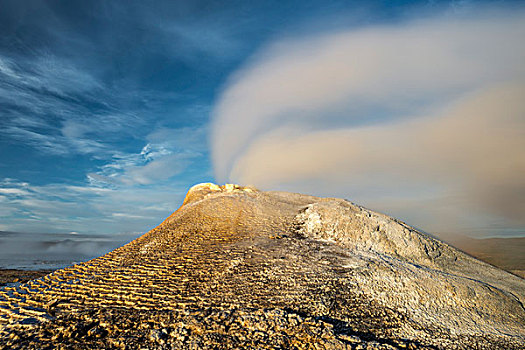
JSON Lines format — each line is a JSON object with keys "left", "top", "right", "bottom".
{"left": 1, "top": 184, "right": 524, "bottom": 349}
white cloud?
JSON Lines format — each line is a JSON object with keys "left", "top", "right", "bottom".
{"left": 122, "top": 154, "right": 190, "bottom": 185}
{"left": 140, "top": 143, "right": 172, "bottom": 161}
{"left": 212, "top": 8, "right": 525, "bottom": 237}
{"left": 2, "top": 124, "right": 110, "bottom": 156}
{"left": 0, "top": 52, "right": 148, "bottom": 158}
{"left": 160, "top": 20, "right": 242, "bottom": 61}
{"left": 0, "top": 53, "right": 101, "bottom": 95}
{"left": 88, "top": 126, "right": 206, "bottom": 187}
{"left": 2, "top": 126, "right": 71, "bottom": 155}
{"left": 0, "top": 188, "right": 31, "bottom": 196}
{"left": 0, "top": 56, "right": 20, "bottom": 80}
{"left": 0, "top": 178, "right": 186, "bottom": 234}
{"left": 146, "top": 126, "right": 208, "bottom": 153}
{"left": 33, "top": 54, "right": 102, "bottom": 94}
{"left": 111, "top": 213, "right": 151, "bottom": 219}
{"left": 0, "top": 125, "right": 209, "bottom": 234}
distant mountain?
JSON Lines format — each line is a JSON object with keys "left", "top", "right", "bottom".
{"left": 1, "top": 184, "right": 523, "bottom": 349}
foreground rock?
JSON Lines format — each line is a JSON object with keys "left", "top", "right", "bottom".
{"left": 1, "top": 184, "right": 524, "bottom": 349}
{"left": 0, "top": 269, "right": 54, "bottom": 287}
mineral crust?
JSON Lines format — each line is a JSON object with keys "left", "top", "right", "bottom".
{"left": 1, "top": 184, "right": 524, "bottom": 349}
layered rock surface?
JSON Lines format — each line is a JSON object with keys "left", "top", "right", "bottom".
{"left": 0, "top": 184, "right": 524, "bottom": 349}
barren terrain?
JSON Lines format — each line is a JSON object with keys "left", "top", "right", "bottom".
{"left": 1, "top": 184, "right": 524, "bottom": 349}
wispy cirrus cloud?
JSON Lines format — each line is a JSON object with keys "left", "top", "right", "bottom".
{"left": 0, "top": 126, "right": 209, "bottom": 235}
{"left": 0, "top": 53, "right": 142, "bottom": 158}
{"left": 2, "top": 125, "right": 106, "bottom": 156}
{"left": 0, "top": 125, "right": 209, "bottom": 234}
{"left": 87, "top": 126, "right": 207, "bottom": 187}
{"left": 0, "top": 1, "right": 225, "bottom": 236}
{"left": 0, "top": 177, "right": 187, "bottom": 235}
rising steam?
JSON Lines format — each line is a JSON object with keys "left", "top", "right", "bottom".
{"left": 211, "top": 8, "right": 525, "bottom": 236}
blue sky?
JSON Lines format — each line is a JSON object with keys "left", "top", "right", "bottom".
{"left": 1, "top": 0, "right": 524, "bottom": 238}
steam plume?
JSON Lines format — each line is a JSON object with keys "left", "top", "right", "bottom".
{"left": 211, "top": 9, "right": 525, "bottom": 236}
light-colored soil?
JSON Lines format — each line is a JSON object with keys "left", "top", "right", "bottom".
{"left": 1, "top": 184, "right": 523, "bottom": 349}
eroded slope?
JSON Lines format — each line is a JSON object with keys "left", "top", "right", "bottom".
{"left": 1, "top": 184, "right": 524, "bottom": 349}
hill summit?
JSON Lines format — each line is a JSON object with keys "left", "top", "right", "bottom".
{"left": 1, "top": 183, "right": 524, "bottom": 349}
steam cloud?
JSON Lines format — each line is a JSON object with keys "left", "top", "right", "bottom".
{"left": 211, "top": 9, "right": 525, "bottom": 236}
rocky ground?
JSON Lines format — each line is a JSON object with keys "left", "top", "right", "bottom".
{"left": 0, "top": 270, "right": 54, "bottom": 287}
{"left": 1, "top": 184, "right": 524, "bottom": 349}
